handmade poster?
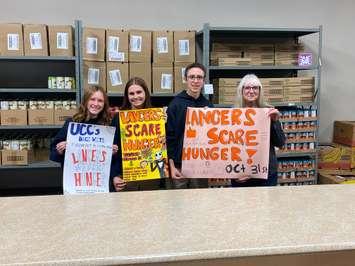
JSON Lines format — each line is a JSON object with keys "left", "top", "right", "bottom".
{"left": 182, "top": 107, "right": 271, "bottom": 179}
{"left": 119, "top": 108, "right": 169, "bottom": 181}
{"left": 63, "top": 122, "right": 115, "bottom": 194}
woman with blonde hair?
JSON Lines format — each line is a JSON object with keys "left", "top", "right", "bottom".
{"left": 232, "top": 74, "right": 286, "bottom": 186}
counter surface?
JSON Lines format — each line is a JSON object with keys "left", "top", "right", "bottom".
{"left": 1, "top": 185, "right": 355, "bottom": 265}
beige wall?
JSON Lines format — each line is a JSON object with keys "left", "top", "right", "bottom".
{"left": 1, "top": 0, "right": 354, "bottom": 142}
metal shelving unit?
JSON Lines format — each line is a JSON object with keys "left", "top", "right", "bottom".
{"left": 0, "top": 20, "right": 82, "bottom": 192}
{"left": 196, "top": 23, "right": 322, "bottom": 185}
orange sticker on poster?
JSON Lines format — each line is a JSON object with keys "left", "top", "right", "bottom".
{"left": 181, "top": 107, "right": 271, "bottom": 179}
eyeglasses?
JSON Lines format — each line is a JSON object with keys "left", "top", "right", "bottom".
{"left": 243, "top": 86, "right": 260, "bottom": 92}
{"left": 187, "top": 75, "right": 204, "bottom": 81}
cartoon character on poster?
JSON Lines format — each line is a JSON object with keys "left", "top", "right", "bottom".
{"left": 119, "top": 108, "right": 169, "bottom": 181}
{"left": 63, "top": 122, "right": 115, "bottom": 194}
{"left": 182, "top": 107, "right": 271, "bottom": 179}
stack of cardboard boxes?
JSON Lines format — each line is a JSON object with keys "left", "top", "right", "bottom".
{"left": 0, "top": 100, "right": 76, "bottom": 126}
{"left": 82, "top": 27, "right": 196, "bottom": 94}
{"left": 210, "top": 41, "right": 306, "bottom": 66}
{"left": 0, "top": 137, "right": 52, "bottom": 166}
{"left": 318, "top": 121, "right": 355, "bottom": 184}
{"left": 0, "top": 23, "right": 74, "bottom": 57}
{"left": 275, "top": 42, "right": 304, "bottom": 65}
{"left": 214, "top": 76, "right": 315, "bottom": 105}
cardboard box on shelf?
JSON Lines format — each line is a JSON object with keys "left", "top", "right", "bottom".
{"left": 83, "top": 27, "right": 105, "bottom": 61}
{"left": 218, "top": 57, "right": 251, "bottom": 66}
{"left": 174, "top": 62, "right": 191, "bottom": 93}
{"left": 106, "top": 62, "right": 129, "bottom": 93}
{"left": 0, "top": 23, "right": 24, "bottom": 56}
{"left": 263, "top": 86, "right": 284, "bottom": 96}
{"left": 173, "top": 31, "right": 195, "bottom": 63}
{"left": 217, "top": 78, "right": 241, "bottom": 87}
{"left": 259, "top": 78, "right": 285, "bottom": 87}
{"left": 333, "top": 121, "right": 355, "bottom": 147}
{"left": 284, "top": 85, "right": 314, "bottom": 95}
{"left": 284, "top": 76, "right": 314, "bottom": 86}
{"left": 129, "top": 62, "right": 151, "bottom": 91}
{"left": 23, "top": 24, "right": 48, "bottom": 56}
{"left": 83, "top": 61, "right": 106, "bottom": 90}
{"left": 129, "top": 30, "right": 151, "bottom": 62}
{"left": 318, "top": 170, "right": 355, "bottom": 184}
{"left": 106, "top": 29, "right": 128, "bottom": 62}
{"left": 28, "top": 109, "right": 54, "bottom": 125}
{"left": 53, "top": 109, "right": 76, "bottom": 125}
{"left": 318, "top": 143, "right": 355, "bottom": 170}
{"left": 33, "top": 148, "right": 50, "bottom": 162}
{"left": 1, "top": 150, "right": 33, "bottom": 166}
{"left": 48, "top": 25, "right": 74, "bottom": 57}
{"left": 0, "top": 109, "right": 27, "bottom": 125}
{"left": 152, "top": 63, "right": 173, "bottom": 94}
{"left": 244, "top": 43, "right": 274, "bottom": 52}
{"left": 153, "top": 31, "right": 173, "bottom": 63}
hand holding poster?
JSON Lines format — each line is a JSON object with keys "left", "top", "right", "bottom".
{"left": 182, "top": 107, "right": 271, "bottom": 179}
{"left": 63, "top": 122, "right": 115, "bottom": 194}
{"left": 119, "top": 108, "right": 169, "bottom": 182}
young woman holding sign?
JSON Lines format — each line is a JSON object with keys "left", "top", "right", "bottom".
{"left": 231, "top": 74, "right": 285, "bottom": 187}
{"left": 50, "top": 86, "right": 116, "bottom": 166}
{"left": 110, "top": 77, "right": 167, "bottom": 192}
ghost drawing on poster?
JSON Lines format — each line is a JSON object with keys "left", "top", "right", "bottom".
{"left": 63, "top": 122, "right": 115, "bottom": 194}
{"left": 182, "top": 107, "right": 271, "bottom": 179}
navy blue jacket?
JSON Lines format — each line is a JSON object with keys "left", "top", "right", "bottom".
{"left": 109, "top": 113, "right": 123, "bottom": 189}
{"left": 166, "top": 90, "right": 213, "bottom": 168}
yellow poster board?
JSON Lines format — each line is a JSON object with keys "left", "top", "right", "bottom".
{"left": 119, "top": 108, "right": 169, "bottom": 181}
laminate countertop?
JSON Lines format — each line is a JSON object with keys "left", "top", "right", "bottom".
{"left": 1, "top": 185, "right": 355, "bottom": 265}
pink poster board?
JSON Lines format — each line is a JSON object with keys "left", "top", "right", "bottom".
{"left": 182, "top": 107, "right": 271, "bottom": 179}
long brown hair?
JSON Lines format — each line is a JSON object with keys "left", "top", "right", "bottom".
{"left": 120, "top": 77, "right": 152, "bottom": 110}
{"left": 73, "top": 86, "right": 111, "bottom": 125}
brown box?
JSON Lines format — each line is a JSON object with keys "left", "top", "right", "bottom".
{"left": 284, "top": 76, "right": 315, "bottom": 86}
{"left": 218, "top": 78, "right": 241, "bottom": 87}
{"left": 23, "top": 24, "right": 48, "bottom": 56}
{"left": 33, "top": 148, "right": 50, "bottom": 162}
{"left": 83, "top": 61, "right": 106, "bottom": 90}
{"left": 28, "top": 109, "right": 54, "bottom": 125}
{"left": 173, "top": 31, "right": 195, "bottom": 62}
{"left": 129, "top": 30, "right": 152, "bottom": 62}
{"left": 0, "top": 23, "right": 24, "bottom": 56}
{"left": 174, "top": 62, "right": 191, "bottom": 93}
{"left": 54, "top": 109, "right": 76, "bottom": 125}
{"left": 218, "top": 57, "right": 251, "bottom": 66}
{"left": 318, "top": 170, "right": 355, "bottom": 184}
{"left": 1, "top": 150, "right": 33, "bottom": 166}
{"left": 106, "top": 62, "right": 129, "bottom": 93}
{"left": 333, "top": 121, "right": 355, "bottom": 147}
{"left": 83, "top": 27, "right": 105, "bottom": 61}
{"left": 0, "top": 109, "right": 27, "bottom": 125}
{"left": 129, "top": 62, "right": 151, "bottom": 91}
{"left": 48, "top": 25, "right": 74, "bottom": 57}
{"left": 318, "top": 143, "right": 354, "bottom": 170}
{"left": 106, "top": 29, "right": 129, "bottom": 62}
{"left": 152, "top": 63, "right": 173, "bottom": 94}
{"left": 153, "top": 31, "right": 173, "bottom": 63}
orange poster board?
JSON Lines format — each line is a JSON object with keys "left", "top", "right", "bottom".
{"left": 182, "top": 107, "right": 271, "bottom": 179}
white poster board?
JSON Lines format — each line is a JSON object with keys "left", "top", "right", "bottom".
{"left": 63, "top": 122, "right": 115, "bottom": 194}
